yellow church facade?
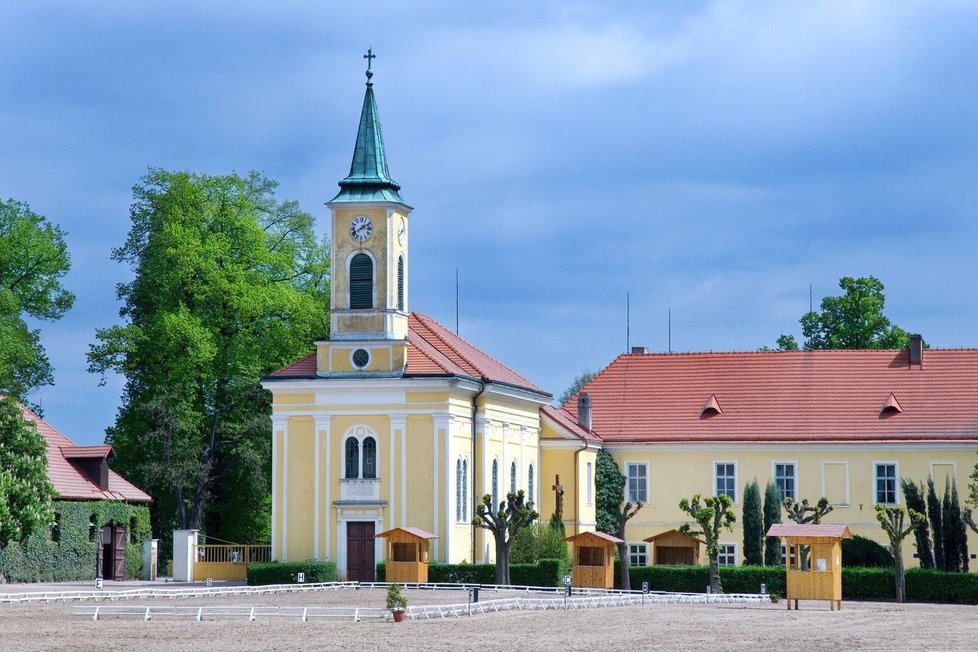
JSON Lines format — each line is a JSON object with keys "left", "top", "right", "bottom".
{"left": 264, "top": 61, "right": 977, "bottom": 579}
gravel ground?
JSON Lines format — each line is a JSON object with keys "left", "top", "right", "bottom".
{"left": 1, "top": 583, "right": 975, "bottom": 651}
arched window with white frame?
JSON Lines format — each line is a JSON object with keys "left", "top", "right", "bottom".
{"left": 362, "top": 436, "right": 377, "bottom": 479}
{"left": 344, "top": 437, "right": 360, "bottom": 479}
{"left": 462, "top": 458, "right": 468, "bottom": 520}
{"left": 491, "top": 458, "right": 499, "bottom": 512}
{"left": 456, "top": 458, "right": 464, "bottom": 522}
{"left": 510, "top": 460, "right": 517, "bottom": 494}
{"left": 528, "top": 463, "right": 535, "bottom": 505}
{"left": 349, "top": 253, "right": 373, "bottom": 309}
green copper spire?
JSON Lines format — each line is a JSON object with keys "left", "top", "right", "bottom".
{"left": 331, "top": 49, "right": 405, "bottom": 204}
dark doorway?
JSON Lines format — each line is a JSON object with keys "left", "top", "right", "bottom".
{"left": 95, "top": 524, "right": 127, "bottom": 581}
{"left": 346, "top": 521, "right": 376, "bottom": 582}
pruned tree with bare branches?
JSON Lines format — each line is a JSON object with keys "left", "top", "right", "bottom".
{"left": 472, "top": 489, "right": 538, "bottom": 585}
{"left": 783, "top": 497, "right": 833, "bottom": 524}
{"left": 876, "top": 504, "right": 925, "bottom": 602}
{"left": 679, "top": 494, "right": 735, "bottom": 593}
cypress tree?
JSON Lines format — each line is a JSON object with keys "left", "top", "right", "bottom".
{"left": 942, "top": 477, "right": 958, "bottom": 572}
{"left": 742, "top": 480, "right": 763, "bottom": 565}
{"left": 926, "top": 476, "right": 944, "bottom": 569}
{"left": 900, "top": 478, "right": 932, "bottom": 568}
{"left": 951, "top": 479, "right": 967, "bottom": 572}
{"left": 763, "top": 481, "right": 782, "bottom": 566}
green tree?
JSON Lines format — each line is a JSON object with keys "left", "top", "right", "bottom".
{"left": 595, "top": 449, "right": 624, "bottom": 535}
{"left": 942, "top": 478, "right": 958, "bottom": 572}
{"left": 742, "top": 480, "right": 763, "bottom": 566}
{"left": 875, "top": 504, "right": 925, "bottom": 603}
{"left": 88, "top": 170, "right": 330, "bottom": 543}
{"left": 926, "top": 476, "right": 944, "bottom": 569}
{"left": 0, "top": 397, "right": 57, "bottom": 548}
{"left": 558, "top": 370, "right": 596, "bottom": 406}
{"left": 762, "top": 481, "right": 782, "bottom": 566}
{"left": 899, "top": 478, "right": 933, "bottom": 569}
{"left": 472, "top": 490, "right": 538, "bottom": 585}
{"left": 777, "top": 276, "right": 911, "bottom": 350}
{"left": 782, "top": 497, "right": 833, "bottom": 524}
{"left": 0, "top": 198, "right": 74, "bottom": 404}
{"left": 594, "top": 450, "right": 642, "bottom": 589}
{"left": 679, "top": 494, "right": 735, "bottom": 593}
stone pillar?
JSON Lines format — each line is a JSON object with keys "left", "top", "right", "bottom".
{"left": 172, "top": 529, "right": 198, "bottom": 582}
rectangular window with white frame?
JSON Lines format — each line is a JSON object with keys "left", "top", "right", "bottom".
{"left": 715, "top": 462, "right": 737, "bottom": 502}
{"left": 774, "top": 462, "right": 796, "bottom": 501}
{"left": 628, "top": 543, "right": 648, "bottom": 567}
{"left": 586, "top": 462, "right": 593, "bottom": 505}
{"left": 874, "top": 462, "right": 898, "bottom": 505}
{"left": 626, "top": 463, "right": 648, "bottom": 503}
{"left": 718, "top": 543, "right": 736, "bottom": 566}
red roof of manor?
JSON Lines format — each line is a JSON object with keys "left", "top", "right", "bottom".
{"left": 540, "top": 404, "right": 602, "bottom": 442}
{"left": 575, "top": 348, "right": 978, "bottom": 443}
{"left": 18, "top": 404, "right": 151, "bottom": 503}
{"left": 267, "top": 313, "right": 548, "bottom": 396}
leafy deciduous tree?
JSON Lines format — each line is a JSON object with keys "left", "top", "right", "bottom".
{"left": 679, "top": 494, "right": 735, "bottom": 593}
{"left": 762, "top": 481, "right": 782, "bottom": 566}
{"left": 558, "top": 370, "right": 596, "bottom": 407}
{"left": 472, "top": 489, "right": 538, "bottom": 585}
{"left": 875, "top": 504, "right": 925, "bottom": 603}
{"left": 0, "top": 397, "right": 57, "bottom": 548}
{"left": 782, "top": 497, "right": 833, "bottom": 524}
{"left": 88, "top": 170, "right": 330, "bottom": 544}
{"left": 742, "top": 480, "right": 763, "bottom": 566}
{"left": 776, "top": 276, "right": 911, "bottom": 350}
{"left": 0, "top": 198, "right": 74, "bottom": 405}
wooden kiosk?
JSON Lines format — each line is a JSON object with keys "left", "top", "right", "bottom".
{"left": 564, "top": 531, "right": 623, "bottom": 589}
{"left": 376, "top": 527, "right": 438, "bottom": 583}
{"left": 766, "top": 523, "right": 853, "bottom": 610}
{"left": 643, "top": 529, "right": 704, "bottom": 566}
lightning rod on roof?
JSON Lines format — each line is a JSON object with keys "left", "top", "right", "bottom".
{"left": 626, "top": 291, "right": 630, "bottom": 352}
{"left": 455, "top": 268, "right": 460, "bottom": 336}
{"left": 668, "top": 308, "right": 672, "bottom": 354}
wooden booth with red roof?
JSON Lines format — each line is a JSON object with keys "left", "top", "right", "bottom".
{"left": 643, "top": 529, "right": 704, "bottom": 566}
{"left": 376, "top": 527, "right": 438, "bottom": 583}
{"left": 767, "top": 523, "right": 853, "bottom": 610}
{"left": 564, "top": 531, "right": 623, "bottom": 589}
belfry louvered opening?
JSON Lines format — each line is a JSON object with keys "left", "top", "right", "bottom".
{"left": 397, "top": 255, "right": 404, "bottom": 311}
{"left": 350, "top": 253, "right": 373, "bottom": 309}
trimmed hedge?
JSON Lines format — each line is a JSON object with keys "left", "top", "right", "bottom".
{"left": 376, "top": 559, "right": 564, "bottom": 587}
{"left": 0, "top": 500, "right": 151, "bottom": 583}
{"left": 247, "top": 561, "right": 337, "bottom": 585}
{"left": 615, "top": 564, "right": 978, "bottom": 604}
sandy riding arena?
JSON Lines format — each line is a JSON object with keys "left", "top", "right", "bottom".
{"left": 1, "top": 585, "right": 975, "bottom": 651}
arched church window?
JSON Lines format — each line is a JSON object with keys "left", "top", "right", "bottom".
{"left": 397, "top": 255, "right": 404, "bottom": 312}
{"left": 491, "top": 459, "right": 499, "bottom": 512}
{"left": 349, "top": 253, "right": 373, "bottom": 309}
{"left": 510, "top": 461, "right": 517, "bottom": 494}
{"left": 345, "top": 437, "right": 360, "bottom": 479}
{"left": 456, "top": 458, "right": 463, "bottom": 522}
{"left": 362, "top": 436, "right": 377, "bottom": 478}
{"left": 462, "top": 458, "right": 468, "bottom": 520}
{"left": 528, "top": 464, "right": 534, "bottom": 505}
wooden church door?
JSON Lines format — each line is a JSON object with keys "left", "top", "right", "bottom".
{"left": 346, "top": 522, "right": 376, "bottom": 582}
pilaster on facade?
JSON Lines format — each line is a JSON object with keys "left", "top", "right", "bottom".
{"left": 389, "top": 413, "right": 407, "bottom": 530}
{"left": 313, "top": 415, "right": 331, "bottom": 561}
{"left": 271, "top": 416, "right": 289, "bottom": 562}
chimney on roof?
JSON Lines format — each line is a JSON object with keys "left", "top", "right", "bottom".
{"left": 631, "top": 346, "right": 647, "bottom": 354}
{"left": 909, "top": 334, "right": 923, "bottom": 367}
{"left": 577, "top": 392, "right": 592, "bottom": 431}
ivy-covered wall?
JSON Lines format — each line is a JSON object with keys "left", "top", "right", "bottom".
{"left": 0, "top": 500, "right": 152, "bottom": 583}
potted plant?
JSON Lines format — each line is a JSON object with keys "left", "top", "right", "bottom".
{"left": 386, "top": 583, "right": 408, "bottom": 622}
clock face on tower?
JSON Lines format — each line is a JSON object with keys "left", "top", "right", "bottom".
{"left": 349, "top": 215, "right": 373, "bottom": 242}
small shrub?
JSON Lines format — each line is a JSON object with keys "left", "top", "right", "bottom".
{"left": 246, "top": 561, "right": 337, "bottom": 585}
{"left": 385, "top": 583, "right": 407, "bottom": 610}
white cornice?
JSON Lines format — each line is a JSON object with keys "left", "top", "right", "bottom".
{"left": 601, "top": 441, "right": 978, "bottom": 452}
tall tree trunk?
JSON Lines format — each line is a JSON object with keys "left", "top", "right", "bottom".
{"left": 617, "top": 541, "right": 631, "bottom": 590}
{"left": 709, "top": 557, "right": 721, "bottom": 593}
{"left": 188, "top": 408, "right": 220, "bottom": 530}
{"left": 894, "top": 541, "right": 905, "bottom": 602}
{"left": 494, "top": 531, "right": 508, "bottom": 585}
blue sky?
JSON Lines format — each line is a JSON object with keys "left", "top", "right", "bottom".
{"left": 3, "top": 2, "right": 977, "bottom": 445}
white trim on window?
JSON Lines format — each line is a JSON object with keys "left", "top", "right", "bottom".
{"left": 717, "top": 543, "right": 737, "bottom": 566}
{"left": 628, "top": 543, "right": 648, "bottom": 567}
{"left": 586, "top": 461, "right": 594, "bottom": 505}
{"left": 625, "top": 461, "right": 650, "bottom": 504}
{"left": 713, "top": 461, "right": 738, "bottom": 503}
{"left": 821, "top": 460, "right": 850, "bottom": 507}
{"left": 929, "top": 461, "right": 957, "bottom": 484}
{"left": 771, "top": 460, "right": 798, "bottom": 502}
{"left": 872, "top": 460, "right": 900, "bottom": 506}
{"left": 342, "top": 424, "right": 380, "bottom": 480}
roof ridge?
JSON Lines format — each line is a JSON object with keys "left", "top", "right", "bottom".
{"left": 412, "top": 313, "right": 491, "bottom": 380}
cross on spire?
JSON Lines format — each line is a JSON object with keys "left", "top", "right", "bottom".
{"left": 363, "top": 47, "right": 376, "bottom": 83}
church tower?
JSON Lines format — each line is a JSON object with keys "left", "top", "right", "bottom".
{"left": 319, "top": 50, "right": 412, "bottom": 376}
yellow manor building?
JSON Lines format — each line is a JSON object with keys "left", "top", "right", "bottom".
{"left": 263, "top": 65, "right": 978, "bottom": 579}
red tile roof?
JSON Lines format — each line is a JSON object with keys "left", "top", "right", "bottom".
{"left": 18, "top": 404, "right": 151, "bottom": 503}
{"left": 267, "top": 313, "right": 548, "bottom": 396}
{"left": 540, "top": 404, "right": 601, "bottom": 442}
{"left": 575, "top": 349, "right": 978, "bottom": 443}
{"left": 767, "top": 524, "right": 853, "bottom": 539}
